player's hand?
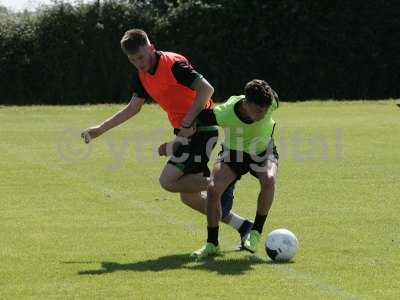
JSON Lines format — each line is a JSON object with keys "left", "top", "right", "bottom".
{"left": 80, "top": 126, "right": 103, "bottom": 144}
{"left": 158, "top": 142, "right": 169, "bottom": 156}
{"left": 177, "top": 124, "right": 196, "bottom": 138}
{"left": 158, "top": 137, "right": 188, "bottom": 156}
{"left": 159, "top": 142, "right": 178, "bottom": 157}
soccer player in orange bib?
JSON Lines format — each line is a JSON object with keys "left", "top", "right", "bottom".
{"left": 81, "top": 29, "right": 253, "bottom": 246}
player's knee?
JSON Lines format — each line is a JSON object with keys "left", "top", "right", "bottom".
{"left": 159, "top": 175, "right": 177, "bottom": 192}
{"left": 180, "top": 193, "right": 191, "bottom": 205}
{"left": 207, "top": 185, "right": 222, "bottom": 203}
{"left": 261, "top": 175, "right": 275, "bottom": 191}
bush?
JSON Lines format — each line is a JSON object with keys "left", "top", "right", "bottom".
{"left": 0, "top": 0, "right": 398, "bottom": 104}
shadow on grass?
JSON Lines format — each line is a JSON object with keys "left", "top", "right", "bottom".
{"left": 265, "top": 260, "right": 295, "bottom": 265}
{"left": 75, "top": 252, "right": 269, "bottom": 276}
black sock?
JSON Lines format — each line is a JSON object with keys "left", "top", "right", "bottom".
{"left": 238, "top": 219, "right": 251, "bottom": 235}
{"left": 207, "top": 226, "right": 219, "bottom": 246}
{"left": 252, "top": 213, "right": 268, "bottom": 234}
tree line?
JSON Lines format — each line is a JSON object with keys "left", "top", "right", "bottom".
{"left": 0, "top": 0, "right": 398, "bottom": 104}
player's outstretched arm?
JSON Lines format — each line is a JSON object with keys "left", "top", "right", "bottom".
{"left": 81, "top": 95, "right": 145, "bottom": 143}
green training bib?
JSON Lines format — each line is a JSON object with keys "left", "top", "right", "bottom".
{"left": 214, "top": 95, "right": 278, "bottom": 155}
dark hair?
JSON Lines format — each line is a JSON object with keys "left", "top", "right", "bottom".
{"left": 244, "top": 79, "right": 276, "bottom": 107}
{"left": 120, "top": 29, "right": 150, "bottom": 55}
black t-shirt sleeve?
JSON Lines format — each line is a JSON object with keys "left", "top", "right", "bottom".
{"left": 171, "top": 61, "right": 203, "bottom": 89}
{"left": 132, "top": 71, "right": 150, "bottom": 99}
{"left": 196, "top": 108, "right": 218, "bottom": 126}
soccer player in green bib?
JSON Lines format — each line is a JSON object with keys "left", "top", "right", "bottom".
{"left": 191, "top": 79, "right": 279, "bottom": 258}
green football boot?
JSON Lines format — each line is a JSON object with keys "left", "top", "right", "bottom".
{"left": 190, "top": 242, "right": 220, "bottom": 259}
{"left": 243, "top": 230, "right": 261, "bottom": 253}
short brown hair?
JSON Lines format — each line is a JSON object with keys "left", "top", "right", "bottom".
{"left": 244, "top": 79, "right": 276, "bottom": 107}
{"left": 120, "top": 29, "right": 150, "bottom": 55}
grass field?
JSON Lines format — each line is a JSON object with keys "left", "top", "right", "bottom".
{"left": 1, "top": 101, "right": 399, "bottom": 299}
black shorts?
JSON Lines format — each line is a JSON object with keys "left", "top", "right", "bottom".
{"left": 216, "top": 144, "right": 279, "bottom": 180}
{"left": 168, "top": 128, "right": 218, "bottom": 176}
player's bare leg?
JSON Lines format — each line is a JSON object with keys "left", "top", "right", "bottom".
{"left": 244, "top": 158, "right": 278, "bottom": 253}
{"left": 206, "top": 163, "right": 237, "bottom": 227}
{"left": 191, "top": 162, "right": 237, "bottom": 259}
{"left": 180, "top": 191, "right": 238, "bottom": 223}
{"left": 158, "top": 164, "right": 253, "bottom": 243}
{"left": 159, "top": 164, "right": 209, "bottom": 193}
{"left": 256, "top": 159, "right": 278, "bottom": 215}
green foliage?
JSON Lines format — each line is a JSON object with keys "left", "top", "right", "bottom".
{"left": 0, "top": 0, "right": 398, "bottom": 104}
{"left": 158, "top": 0, "right": 400, "bottom": 100}
{"left": 0, "top": 1, "right": 156, "bottom": 104}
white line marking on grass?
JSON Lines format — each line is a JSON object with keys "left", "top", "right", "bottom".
{"left": 274, "top": 265, "right": 360, "bottom": 300}
{"left": 247, "top": 254, "right": 360, "bottom": 300}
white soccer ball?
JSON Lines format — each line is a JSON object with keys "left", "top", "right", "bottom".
{"left": 265, "top": 229, "right": 299, "bottom": 262}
